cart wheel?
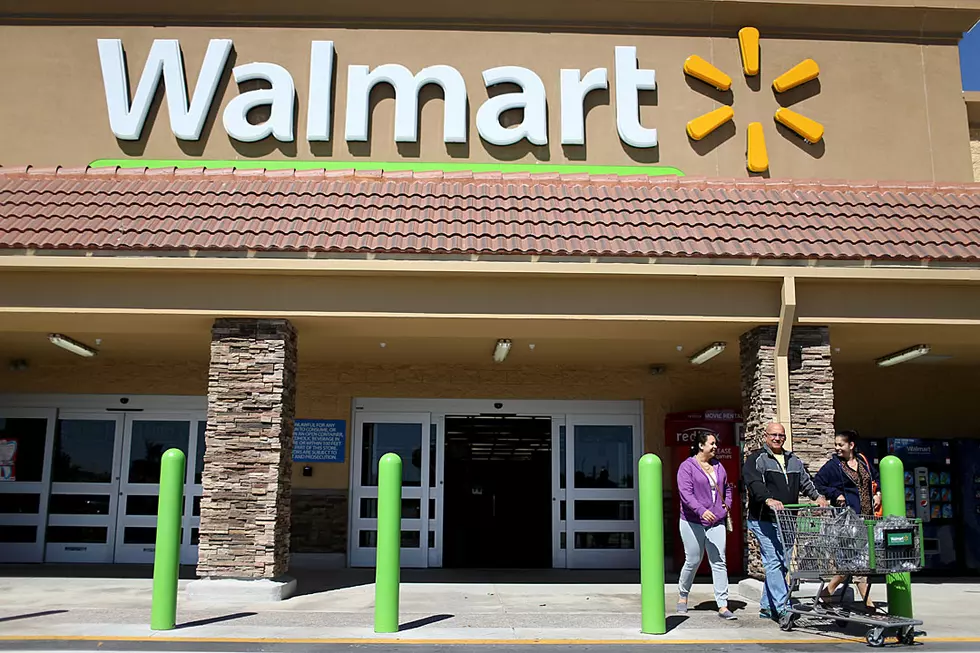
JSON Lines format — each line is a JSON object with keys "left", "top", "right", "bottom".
{"left": 866, "top": 628, "right": 886, "bottom": 648}
{"left": 901, "top": 627, "right": 916, "bottom": 646}
{"left": 779, "top": 612, "right": 796, "bottom": 632}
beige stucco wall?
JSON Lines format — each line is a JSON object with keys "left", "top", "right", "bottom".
{"left": 835, "top": 362, "right": 980, "bottom": 440}
{"left": 0, "top": 24, "right": 974, "bottom": 181}
{"left": 972, "top": 129, "right": 980, "bottom": 181}
{"left": 0, "top": 359, "right": 741, "bottom": 490}
{"left": 3, "top": 355, "right": 976, "bottom": 488}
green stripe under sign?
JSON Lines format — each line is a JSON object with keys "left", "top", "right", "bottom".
{"left": 89, "top": 159, "right": 685, "bottom": 177}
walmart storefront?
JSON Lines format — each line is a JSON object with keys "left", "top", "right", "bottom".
{"left": 1, "top": 0, "right": 980, "bottom": 588}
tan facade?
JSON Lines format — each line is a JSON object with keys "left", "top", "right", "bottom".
{"left": 0, "top": 23, "right": 975, "bottom": 181}
{"left": 972, "top": 129, "right": 980, "bottom": 181}
{"left": 3, "top": 345, "right": 977, "bottom": 492}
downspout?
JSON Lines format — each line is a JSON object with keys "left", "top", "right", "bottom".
{"left": 775, "top": 276, "right": 797, "bottom": 448}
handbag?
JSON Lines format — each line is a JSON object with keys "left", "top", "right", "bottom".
{"left": 858, "top": 453, "right": 883, "bottom": 517}
{"left": 725, "top": 511, "right": 734, "bottom": 532}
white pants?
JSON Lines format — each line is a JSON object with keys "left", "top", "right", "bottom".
{"left": 678, "top": 518, "right": 729, "bottom": 608}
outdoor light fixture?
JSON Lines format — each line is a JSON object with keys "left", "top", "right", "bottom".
{"left": 48, "top": 333, "right": 98, "bottom": 358}
{"left": 689, "top": 342, "right": 726, "bottom": 365}
{"left": 875, "top": 345, "right": 931, "bottom": 368}
{"left": 493, "top": 339, "right": 512, "bottom": 363}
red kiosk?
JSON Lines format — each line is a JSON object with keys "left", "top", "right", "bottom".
{"left": 665, "top": 409, "right": 745, "bottom": 575}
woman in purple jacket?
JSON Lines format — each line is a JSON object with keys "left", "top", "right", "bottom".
{"left": 676, "top": 430, "right": 736, "bottom": 619}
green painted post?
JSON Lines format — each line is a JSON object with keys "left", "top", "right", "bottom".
{"left": 639, "top": 453, "right": 666, "bottom": 635}
{"left": 880, "top": 454, "right": 914, "bottom": 619}
{"left": 150, "top": 448, "right": 186, "bottom": 631}
{"left": 375, "top": 452, "right": 402, "bottom": 634}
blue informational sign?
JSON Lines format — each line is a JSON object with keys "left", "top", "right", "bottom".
{"left": 293, "top": 419, "right": 346, "bottom": 463}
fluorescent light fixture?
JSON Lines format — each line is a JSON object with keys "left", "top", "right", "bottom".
{"left": 876, "top": 344, "right": 930, "bottom": 367}
{"left": 493, "top": 339, "right": 512, "bottom": 363}
{"left": 689, "top": 342, "right": 726, "bottom": 365}
{"left": 48, "top": 333, "right": 98, "bottom": 358}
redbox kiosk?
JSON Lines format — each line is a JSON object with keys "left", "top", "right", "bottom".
{"left": 665, "top": 409, "right": 744, "bottom": 575}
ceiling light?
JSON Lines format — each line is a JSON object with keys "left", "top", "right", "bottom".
{"left": 689, "top": 342, "right": 726, "bottom": 365}
{"left": 48, "top": 333, "right": 98, "bottom": 358}
{"left": 876, "top": 344, "right": 930, "bottom": 367}
{"left": 493, "top": 339, "right": 512, "bottom": 363}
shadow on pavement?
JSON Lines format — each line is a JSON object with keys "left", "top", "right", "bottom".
{"left": 665, "top": 615, "right": 688, "bottom": 632}
{"left": 177, "top": 612, "right": 258, "bottom": 629}
{"left": 694, "top": 600, "right": 748, "bottom": 612}
{"left": 399, "top": 614, "right": 454, "bottom": 631}
{"left": 0, "top": 610, "right": 69, "bottom": 624}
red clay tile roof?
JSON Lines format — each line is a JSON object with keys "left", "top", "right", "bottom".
{"left": 1, "top": 165, "right": 979, "bottom": 261}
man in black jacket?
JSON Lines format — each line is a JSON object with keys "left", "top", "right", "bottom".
{"left": 743, "top": 422, "right": 829, "bottom": 620}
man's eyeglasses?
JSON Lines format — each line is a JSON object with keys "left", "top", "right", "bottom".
{"left": 766, "top": 433, "right": 786, "bottom": 439}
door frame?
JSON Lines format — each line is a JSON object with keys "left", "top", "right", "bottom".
{"left": 44, "top": 411, "right": 125, "bottom": 564}
{"left": 353, "top": 398, "right": 643, "bottom": 569}
{"left": 115, "top": 412, "right": 204, "bottom": 564}
{"left": 0, "top": 395, "right": 206, "bottom": 564}
{"left": 564, "top": 413, "right": 643, "bottom": 569}
{"left": 0, "top": 407, "right": 56, "bottom": 563}
{"left": 348, "top": 411, "right": 433, "bottom": 568}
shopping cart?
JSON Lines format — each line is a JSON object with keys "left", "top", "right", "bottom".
{"left": 772, "top": 505, "right": 925, "bottom": 647}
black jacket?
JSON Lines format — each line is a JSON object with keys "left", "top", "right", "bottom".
{"left": 743, "top": 445, "right": 821, "bottom": 521}
{"left": 814, "top": 454, "right": 879, "bottom": 515}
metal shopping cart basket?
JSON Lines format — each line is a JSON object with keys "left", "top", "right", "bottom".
{"left": 773, "top": 505, "right": 925, "bottom": 647}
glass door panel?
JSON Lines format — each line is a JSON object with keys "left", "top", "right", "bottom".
{"left": 45, "top": 414, "right": 123, "bottom": 563}
{"left": 0, "top": 410, "right": 55, "bottom": 563}
{"left": 349, "top": 412, "right": 430, "bottom": 568}
{"left": 115, "top": 415, "right": 192, "bottom": 564}
{"left": 565, "top": 415, "right": 641, "bottom": 569}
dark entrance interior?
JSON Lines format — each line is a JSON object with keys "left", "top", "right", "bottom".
{"left": 443, "top": 416, "right": 552, "bottom": 568}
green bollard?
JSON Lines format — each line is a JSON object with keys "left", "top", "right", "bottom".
{"left": 880, "top": 454, "right": 914, "bottom": 619}
{"left": 150, "top": 448, "right": 186, "bottom": 631}
{"left": 375, "top": 452, "right": 402, "bottom": 634}
{"left": 639, "top": 453, "right": 666, "bottom": 635}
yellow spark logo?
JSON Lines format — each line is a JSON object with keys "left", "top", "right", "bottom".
{"left": 684, "top": 27, "right": 824, "bottom": 173}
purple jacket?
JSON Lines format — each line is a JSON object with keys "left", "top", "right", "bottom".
{"left": 677, "top": 456, "right": 733, "bottom": 528}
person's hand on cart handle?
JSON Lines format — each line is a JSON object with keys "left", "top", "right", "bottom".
{"left": 765, "top": 498, "right": 784, "bottom": 511}
{"left": 836, "top": 494, "right": 847, "bottom": 506}
{"left": 702, "top": 509, "right": 716, "bottom": 523}
{"left": 873, "top": 492, "right": 882, "bottom": 511}
{"left": 816, "top": 495, "right": 831, "bottom": 507}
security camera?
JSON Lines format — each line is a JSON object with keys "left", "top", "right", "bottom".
{"left": 494, "top": 402, "right": 503, "bottom": 409}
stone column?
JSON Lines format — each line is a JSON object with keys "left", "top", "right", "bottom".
{"left": 739, "top": 325, "right": 835, "bottom": 578}
{"left": 191, "top": 318, "right": 297, "bottom": 601}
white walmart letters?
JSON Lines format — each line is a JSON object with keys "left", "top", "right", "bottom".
{"left": 98, "top": 39, "right": 659, "bottom": 149}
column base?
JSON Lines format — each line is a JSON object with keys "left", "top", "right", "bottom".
{"left": 186, "top": 576, "right": 298, "bottom": 603}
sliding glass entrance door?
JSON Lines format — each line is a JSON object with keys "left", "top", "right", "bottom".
{"left": 564, "top": 414, "right": 641, "bottom": 569}
{"left": 0, "top": 409, "right": 56, "bottom": 563}
{"left": 349, "top": 412, "right": 433, "bottom": 568}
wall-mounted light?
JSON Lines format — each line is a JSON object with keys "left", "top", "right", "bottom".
{"left": 48, "top": 333, "right": 98, "bottom": 358}
{"left": 689, "top": 342, "right": 726, "bottom": 365}
{"left": 876, "top": 345, "right": 930, "bottom": 367}
{"left": 493, "top": 339, "right": 512, "bottom": 363}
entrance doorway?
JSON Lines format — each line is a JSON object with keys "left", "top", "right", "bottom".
{"left": 0, "top": 397, "right": 205, "bottom": 565}
{"left": 443, "top": 416, "right": 552, "bottom": 568}
{"left": 349, "top": 398, "right": 644, "bottom": 570}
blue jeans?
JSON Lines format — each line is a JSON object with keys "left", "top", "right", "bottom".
{"left": 748, "top": 519, "right": 790, "bottom": 615}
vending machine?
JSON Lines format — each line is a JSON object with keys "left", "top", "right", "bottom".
{"left": 665, "top": 409, "right": 744, "bottom": 575}
{"left": 953, "top": 439, "right": 980, "bottom": 572}
{"left": 886, "top": 438, "right": 958, "bottom": 570}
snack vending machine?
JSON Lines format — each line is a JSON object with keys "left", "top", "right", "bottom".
{"left": 887, "top": 438, "right": 958, "bottom": 570}
{"left": 665, "top": 409, "right": 744, "bottom": 575}
{"left": 954, "top": 439, "right": 980, "bottom": 571}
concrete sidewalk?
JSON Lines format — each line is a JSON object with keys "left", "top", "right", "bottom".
{"left": 0, "top": 569, "right": 976, "bottom": 644}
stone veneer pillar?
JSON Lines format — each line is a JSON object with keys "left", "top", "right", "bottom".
{"left": 739, "top": 325, "right": 835, "bottom": 578}
{"left": 192, "top": 318, "right": 297, "bottom": 598}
